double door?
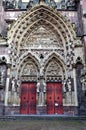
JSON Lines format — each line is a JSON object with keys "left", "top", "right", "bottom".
{"left": 46, "top": 82, "right": 63, "bottom": 114}
{"left": 20, "top": 82, "right": 36, "bottom": 114}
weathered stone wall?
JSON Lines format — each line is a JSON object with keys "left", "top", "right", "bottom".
{"left": 79, "top": 0, "right": 86, "bottom": 61}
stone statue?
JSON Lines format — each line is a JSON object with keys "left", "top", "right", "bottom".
{"left": 39, "top": 0, "right": 46, "bottom": 4}
{"left": 67, "top": 79, "right": 71, "bottom": 92}
{"left": 12, "top": 79, "right": 15, "bottom": 92}
{"left": 37, "top": 82, "right": 40, "bottom": 93}
{"left": 27, "top": 0, "right": 34, "bottom": 9}
{"left": 37, "top": 79, "right": 46, "bottom": 106}
{"left": 40, "top": 65, "right": 44, "bottom": 77}
{"left": 67, "top": 0, "right": 75, "bottom": 9}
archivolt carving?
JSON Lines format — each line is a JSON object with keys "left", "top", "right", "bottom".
{"left": 8, "top": 5, "right": 76, "bottom": 53}
{"left": 8, "top": 4, "right": 78, "bottom": 80}
{"left": 9, "top": 5, "right": 75, "bottom": 43}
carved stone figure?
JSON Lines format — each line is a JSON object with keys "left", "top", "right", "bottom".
{"left": 39, "top": 0, "right": 46, "bottom": 4}
{"left": 37, "top": 79, "right": 46, "bottom": 106}
{"left": 66, "top": 0, "right": 75, "bottom": 9}
{"left": 12, "top": 79, "right": 15, "bottom": 92}
{"left": 67, "top": 78, "right": 72, "bottom": 92}
{"left": 40, "top": 65, "right": 44, "bottom": 77}
{"left": 22, "top": 26, "right": 62, "bottom": 49}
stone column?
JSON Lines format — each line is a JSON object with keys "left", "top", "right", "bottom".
{"left": 4, "top": 64, "right": 10, "bottom": 106}
{"left": 72, "top": 67, "right": 78, "bottom": 106}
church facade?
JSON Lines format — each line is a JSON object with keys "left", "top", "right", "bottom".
{"left": 0, "top": 0, "right": 86, "bottom": 115}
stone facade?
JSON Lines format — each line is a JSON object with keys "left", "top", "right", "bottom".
{"left": 0, "top": 0, "right": 86, "bottom": 116}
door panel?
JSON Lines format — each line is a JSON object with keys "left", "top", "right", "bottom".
{"left": 20, "top": 83, "right": 29, "bottom": 114}
{"left": 47, "top": 83, "right": 54, "bottom": 114}
{"left": 55, "top": 83, "right": 63, "bottom": 114}
{"left": 47, "top": 82, "right": 63, "bottom": 114}
{"left": 20, "top": 82, "right": 36, "bottom": 114}
{"left": 29, "top": 83, "right": 36, "bottom": 114}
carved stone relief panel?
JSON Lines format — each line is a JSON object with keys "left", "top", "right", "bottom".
{"left": 45, "top": 59, "right": 63, "bottom": 81}
{"left": 20, "top": 26, "right": 63, "bottom": 49}
{"left": 20, "top": 60, "right": 38, "bottom": 82}
{"left": 32, "top": 49, "right": 65, "bottom": 58}
{"left": 22, "top": 62, "right": 37, "bottom": 76}
{"left": 46, "top": 61, "right": 60, "bottom": 76}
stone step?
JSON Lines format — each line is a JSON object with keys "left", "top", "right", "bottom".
{"left": 0, "top": 115, "right": 86, "bottom": 121}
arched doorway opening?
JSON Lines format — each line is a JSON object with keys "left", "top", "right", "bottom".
{"left": 19, "top": 56, "right": 39, "bottom": 114}
{"left": 45, "top": 56, "right": 64, "bottom": 114}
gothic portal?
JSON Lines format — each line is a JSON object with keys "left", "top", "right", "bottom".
{"left": 0, "top": 0, "right": 86, "bottom": 116}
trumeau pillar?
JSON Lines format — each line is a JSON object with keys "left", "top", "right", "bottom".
{"left": 37, "top": 78, "right": 46, "bottom": 106}
{"left": 4, "top": 64, "right": 10, "bottom": 106}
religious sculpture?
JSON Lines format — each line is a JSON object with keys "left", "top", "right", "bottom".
{"left": 39, "top": 0, "right": 46, "bottom": 4}
{"left": 37, "top": 79, "right": 46, "bottom": 106}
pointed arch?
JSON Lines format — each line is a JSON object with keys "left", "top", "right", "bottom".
{"left": 16, "top": 52, "right": 40, "bottom": 79}
{"left": 8, "top": 4, "right": 76, "bottom": 50}
{"left": 44, "top": 52, "right": 66, "bottom": 80}
{"left": 8, "top": 4, "right": 77, "bottom": 79}
{"left": 44, "top": 52, "right": 66, "bottom": 72}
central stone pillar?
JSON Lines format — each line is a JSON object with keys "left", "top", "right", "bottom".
{"left": 37, "top": 78, "right": 46, "bottom": 114}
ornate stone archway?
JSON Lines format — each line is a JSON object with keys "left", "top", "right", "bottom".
{"left": 6, "top": 2, "right": 81, "bottom": 114}
{"left": 8, "top": 3, "right": 76, "bottom": 74}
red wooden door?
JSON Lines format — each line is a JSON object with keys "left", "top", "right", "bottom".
{"left": 47, "top": 83, "right": 54, "bottom": 114}
{"left": 20, "top": 82, "right": 36, "bottom": 114}
{"left": 46, "top": 82, "right": 63, "bottom": 114}
{"left": 29, "top": 83, "right": 36, "bottom": 114}
{"left": 20, "top": 83, "right": 29, "bottom": 114}
{"left": 55, "top": 83, "right": 63, "bottom": 114}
